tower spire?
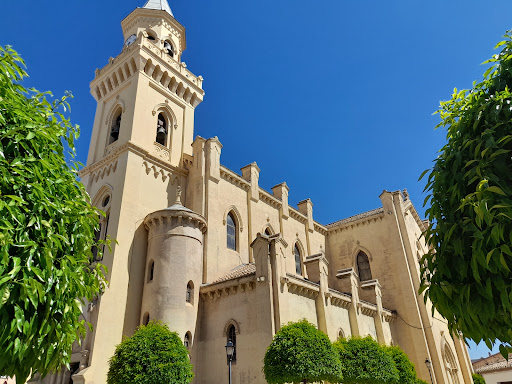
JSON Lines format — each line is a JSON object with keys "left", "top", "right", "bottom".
{"left": 143, "top": 0, "right": 173, "bottom": 16}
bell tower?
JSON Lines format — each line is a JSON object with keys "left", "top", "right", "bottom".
{"left": 86, "top": 0, "right": 204, "bottom": 168}
{"left": 76, "top": 2, "right": 205, "bottom": 383}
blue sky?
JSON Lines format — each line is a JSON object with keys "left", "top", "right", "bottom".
{"left": 1, "top": 0, "right": 511, "bottom": 360}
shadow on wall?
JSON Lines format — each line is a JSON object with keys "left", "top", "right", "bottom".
{"left": 122, "top": 221, "right": 148, "bottom": 337}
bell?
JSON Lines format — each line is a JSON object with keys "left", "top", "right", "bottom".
{"left": 156, "top": 126, "right": 167, "bottom": 142}
{"left": 110, "top": 125, "right": 119, "bottom": 140}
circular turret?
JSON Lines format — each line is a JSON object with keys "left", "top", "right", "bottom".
{"left": 140, "top": 190, "right": 207, "bottom": 343}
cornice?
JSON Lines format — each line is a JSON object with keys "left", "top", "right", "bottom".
{"left": 220, "top": 166, "right": 251, "bottom": 191}
{"left": 289, "top": 208, "right": 308, "bottom": 224}
{"left": 326, "top": 288, "right": 352, "bottom": 309}
{"left": 144, "top": 208, "right": 207, "bottom": 233}
{"left": 358, "top": 301, "right": 378, "bottom": 317}
{"left": 327, "top": 211, "right": 385, "bottom": 234}
{"left": 79, "top": 141, "right": 187, "bottom": 179}
{"left": 259, "top": 190, "right": 281, "bottom": 209}
{"left": 199, "top": 276, "right": 256, "bottom": 301}
{"left": 382, "top": 309, "right": 397, "bottom": 323}
{"left": 281, "top": 274, "right": 319, "bottom": 298}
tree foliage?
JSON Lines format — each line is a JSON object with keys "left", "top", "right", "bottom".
{"left": 0, "top": 46, "right": 107, "bottom": 383}
{"left": 263, "top": 320, "right": 342, "bottom": 384}
{"left": 420, "top": 30, "right": 512, "bottom": 352}
{"left": 473, "top": 373, "right": 486, "bottom": 384}
{"left": 385, "top": 345, "right": 419, "bottom": 384}
{"left": 107, "top": 321, "right": 193, "bottom": 384}
{"left": 333, "top": 336, "right": 399, "bottom": 384}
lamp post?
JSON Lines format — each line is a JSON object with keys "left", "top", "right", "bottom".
{"left": 425, "top": 358, "right": 433, "bottom": 384}
{"left": 225, "top": 339, "right": 235, "bottom": 384}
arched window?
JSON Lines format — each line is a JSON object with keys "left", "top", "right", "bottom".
{"left": 444, "top": 344, "right": 460, "bottom": 384}
{"left": 142, "top": 312, "right": 150, "bottom": 326}
{"left": 264, "top": 227, "right": 271, "bottom": 236}
{"left": 109, "top": 110, "right": 122, "bottom": 144}
{"left": 147, "top": 261, "right": 155, "bottom": 283}
{"left": 357, "top": 251, "right": 372, "bottom": 282}
{"left": 156, "top": 113, "right": 168, "bottom": 146}
{"left": 338, "top": 329, "right": 345, "bottom": 340}
{"left": 227, "top": 324, "right": 237, "bottom": 362}
{"left": 164, "top": 40, "right": 174, "bottom": 57}
{"left": 186, "top": 281, "right": 193, "bottom": 303}
{"left": 294, "top": 244, "right": 302, "bottom": 275}
{"left": 184, "top": 332, "right": 191, "bottom": 350}
{"left": 227, "top": 212, "right": 237, "bottom": 251}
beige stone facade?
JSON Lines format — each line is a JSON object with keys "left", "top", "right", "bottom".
{"left": 32, "top": 2, "right": 474, "bottom": 383}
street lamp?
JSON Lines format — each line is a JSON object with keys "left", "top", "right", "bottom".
{"left": 425, "top": 358, "right": 433, "bottom": 384}
{"left": 225, "top": 339, "right": 235, "bottom": 384}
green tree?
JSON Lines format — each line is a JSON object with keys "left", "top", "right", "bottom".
{"left": 107, "top": 321, "right": 193, "bottom": 384}
{"left": 0, "top": 46, "right": 107, "bottom": 383}
{"left": 385, "top": 345, "right": 421, "bottom": 384}
{"left": 473, "top": 373, "right": 486, "bottom": 384}
{"left": 333, "top": 336, "right": 399, "bottom": 384}
{"left": 420, "top": 30, "right": 512, "bottom": 354}
{"left": 263, "top": 320, "right": 342, "bottom": 384}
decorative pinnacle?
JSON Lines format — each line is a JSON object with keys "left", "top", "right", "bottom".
{"left": 174, "top": 186, "right": 182, "bottom": 205}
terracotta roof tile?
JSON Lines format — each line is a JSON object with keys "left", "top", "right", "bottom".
{"left": 327, "top": 207, "right": 384, "bottom": 228}
{"left": 213, "top": 263, "right": 256, "bottom": 283}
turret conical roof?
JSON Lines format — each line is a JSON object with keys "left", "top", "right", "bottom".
{"left": 143, "top": 0, "right": 173, "bottom": 16}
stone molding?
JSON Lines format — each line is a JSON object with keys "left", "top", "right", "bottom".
{"left": 80, "top": 141, "right": 187, "bottom": 181}
{"left": 222, "top": 205, "right": 244, "bottom": 233}
{"left": 89, "top": 160, "right": 118, "bottom": 184}
{"left": 144, "top": 208, "right": 207, "bottom": 233}
{"left": 259, "top": 190, "right": 281, "bottom": 209}
{"left": 326, "top": 288, "right": 352, "bottom": 308}
{"left": 289, "top": 208, "right": 308, "bottom": 224}
{"left": 220, "top": 167, "right": 251, "bottom": 191}
{"left": 200, "top": 277, "right": 256, "bottom": 301}
{"left": 327, "top": 207, "right": 385, "bottom": 233}
{"left": 281, "top": 274, "right": 319, "bottom": 298}
{"left": 358, "top": 301, "right": 378, "bottom": 317}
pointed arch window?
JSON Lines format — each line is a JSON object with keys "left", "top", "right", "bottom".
{"left": 264, "top": 227, "right": 271, "bottom": 236}
{"left": 156, "top": 113, "right": 168, "bottom": 146}
{"left": 357, "top": 252, "right": 372, "bottom": 282}
{"left": 227, "top": 212, "right": 237, "bottom": 251}
{"left": 294, "top": 244, "right": 302, "bottom": 275}
{"left": 227, "top": 324, "right": 237, "bottom": 362}
{"left": 109, "top": 110, "right": 122, "bottom": 144}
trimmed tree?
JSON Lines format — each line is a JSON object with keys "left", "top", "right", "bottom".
{"left": 385, "top": 345, "right": 421, "bottom": 384}
{"left": 0, "top": 46, "right": 107, "bottom": 383}
{"left": 473, "top": 373, "right": 486, "bottom": 384}
{"left": 333, "top": 336, "right": 399, "bottom": 384}
{"left": 107, "top": 321, "right": 193, "bottom": 384}
{"left": 420, "top": 30, "right": 512, "bottom": 353}
{"left": 263, "top": 320, "right": 342, "bottom": 384}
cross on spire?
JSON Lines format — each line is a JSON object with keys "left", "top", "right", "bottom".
{"left": 143, "top": 0, "right": 173, "bottom": 16}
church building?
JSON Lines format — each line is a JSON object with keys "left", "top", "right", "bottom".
{"left": 32, "top": 1, "right": 474, "bottom": 383}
